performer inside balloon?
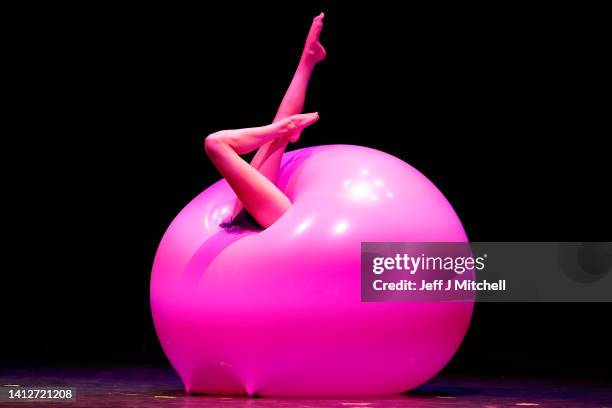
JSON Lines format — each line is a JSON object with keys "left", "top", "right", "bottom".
{"left": 204, "top": 13, "right": 325, "bottom": 229}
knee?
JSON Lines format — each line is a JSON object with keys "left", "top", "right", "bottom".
{"left": 204, "top": 132, "right": 224, "bottom": 157}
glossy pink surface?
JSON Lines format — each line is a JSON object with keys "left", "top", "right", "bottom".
{"left": 151, "top": 145, "right": 473, "bottom": 396}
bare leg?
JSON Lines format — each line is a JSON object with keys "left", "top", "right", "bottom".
{"left": 273, "top": 12, "right": 326, "bottom": 124}
{"left": 230, "top": 13, "right": 326, "bottom": 217}
{"left": 205, "top": 113, "right": 319, "bottom": 228}
{"left": 253, "top": 12, "right": 325, "bottom": 177}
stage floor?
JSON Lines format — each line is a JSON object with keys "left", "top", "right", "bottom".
{"left": 1, "top": 366, "right": 610, "bottom": 407}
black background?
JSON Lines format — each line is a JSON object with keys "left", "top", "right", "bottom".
{"left": 4, "top": 2, "right": 611, "bottom": 380}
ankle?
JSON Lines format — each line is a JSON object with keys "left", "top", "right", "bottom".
{"left": 299, "top": 55, "right": 317, "bottom": 70}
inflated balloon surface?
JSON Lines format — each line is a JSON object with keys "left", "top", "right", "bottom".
{"left": 151, "top": 145, "right": 473, "bottom": 396}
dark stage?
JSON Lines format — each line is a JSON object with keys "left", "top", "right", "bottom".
{"left": 2, "top": 367, "right": 611, "bottom": 407}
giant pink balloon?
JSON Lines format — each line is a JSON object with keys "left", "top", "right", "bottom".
{"left": 151, "top": 145, "right": 473, "bottom": 396}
